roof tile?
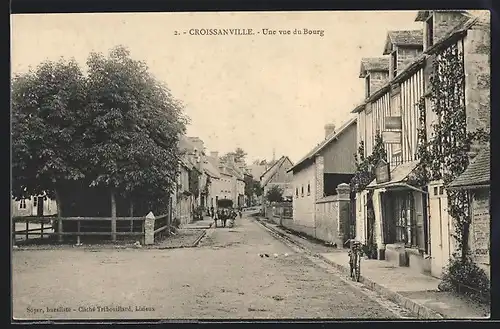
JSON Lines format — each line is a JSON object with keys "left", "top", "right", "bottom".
{"left": 448, "top": 145, "right": 490, "bottom": 189}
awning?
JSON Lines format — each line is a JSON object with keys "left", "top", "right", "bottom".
{"left": 365, "top": 160, "right": 427, "bottom": 194}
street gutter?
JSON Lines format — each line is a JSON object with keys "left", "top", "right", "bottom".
{"left": 252, "top": 216, "right": 444, "bottom": 319}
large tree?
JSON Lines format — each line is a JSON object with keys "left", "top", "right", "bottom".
{"left": 265, "top": 185, "right": 284, "bottom": 203}
{"left": 11, "top": 45, "right": 188, "bottom": 217}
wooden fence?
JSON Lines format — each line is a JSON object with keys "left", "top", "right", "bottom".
{"left": 12, "top": 212, "right": 170, "bottom": 246}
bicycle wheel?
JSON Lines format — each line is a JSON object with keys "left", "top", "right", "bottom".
{"left": 354, "top": 252, "right": 361, "bottom": 282}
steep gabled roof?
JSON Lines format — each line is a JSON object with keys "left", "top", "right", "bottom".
{"left": 448, "top": 145, "right": 490, "bottom": 189}
{"left": 288, "top": 117, "right": 357, "bottom": 173}
{"left": 383, "top": 30, "right": 423, "bottom": 55}
{"left": 202, "top": 156, "right": 221, "bottom": 179}
{"left": 359, "top": 57, "right": 390, "bottom": 78}
{"left": 260, "top": 156, "right": 293, "bottom": 187}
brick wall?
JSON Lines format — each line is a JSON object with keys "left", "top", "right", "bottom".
{"left": 463, "top": 15, "right": 491, "bottom": 134}
{"left": 315, "top": 155, "right": 324, "bottom": 199}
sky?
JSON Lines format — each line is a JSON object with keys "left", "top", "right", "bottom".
{"left": 11, "top": 11, "right": 422, "bottom": 164}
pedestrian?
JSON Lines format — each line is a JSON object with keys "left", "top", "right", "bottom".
{"left": 210, "top": 206, "right": 214, "bottom": 219}
{"left": 214, "top": 210, "right": 219, "bottom": 228}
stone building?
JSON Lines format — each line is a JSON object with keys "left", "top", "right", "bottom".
{"left": 287, "top": 117, "right": 357, "bottom": 245}
{"left": 352, "top": 10, "right": 490, "bottom": 278}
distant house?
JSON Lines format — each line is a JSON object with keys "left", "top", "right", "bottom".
{"left": 176, "top": 158, "right": 195, "bottom": 225}
{"left": 448, "top": 144, "right": 490, "bottom": 279}
{"left": 11, "top": 193, "right": 58, "bottom": 217}
{"left": 260, "top": 155, "right": 294, "bottom": 204}
{"left": 287, "top": 117, "right": 357, "bottom": 243}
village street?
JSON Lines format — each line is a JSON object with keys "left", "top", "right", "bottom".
{"left": 12, "top": 214, "right": 411, "bottom": 320}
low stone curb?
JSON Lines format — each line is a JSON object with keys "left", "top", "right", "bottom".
{"left": 254, "top": 216, "right": 444, "bottom": 319}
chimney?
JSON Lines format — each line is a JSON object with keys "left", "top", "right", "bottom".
{"left": 324, "top": 124, "right": 336, "bottom": 138}
{"left": 227, "top": 154, "right": 235, "bottom": 164}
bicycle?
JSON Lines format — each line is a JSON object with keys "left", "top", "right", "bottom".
{"left": 345, "top": 239, "right": 363, "bottom": 282}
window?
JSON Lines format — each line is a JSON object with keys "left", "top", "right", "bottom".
{"left": 301, "top": 186, "right": 304, "bottom": 197}
{"left": 19, "top": 199, "right": 27, "bottom": 209}
{"left": 307, "top": 183, "right": 311, "bottom": 195}
{"left": 33, "top": 197, "right": 38, "bottom": 207}
{"left": 295, "top": 188, "right": 299, "bottom": 197}
{"left": 391, "top": 50, "right": 398, "bottom": 78}
{"left": 365, "top": 75, "right": 371, "bottom": 98}
{"left": 426, "top": 15, "right": 434, "bottom": 48}
{"left": 395, "top": 193, "right": 418, "bottom": 247}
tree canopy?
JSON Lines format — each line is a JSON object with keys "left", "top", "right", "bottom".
{"left": 221, "top": 147, "right": 247, "bottom": 163}
{"left": 265, "top": 185, "right": 284, "bottom": 203}
{"left": 11, "top": 45, "right": 188, "bottom": 216}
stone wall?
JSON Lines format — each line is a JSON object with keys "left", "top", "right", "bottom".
{"left": 433, "top": 11, "right": 470, "bottom": 44}
{"left": 470, "top": 188, "right": 490, "bottom": 279}
{"left": 369, "top": 71, "right": 390, "bottom": 95}
{"left": 463, "top": 15, "right": 491, "bottom": 133}
{"left": 314, "top": 183, "right": 351, "bottom": 247}
{"left": 397, "top": 46, "right": 423, "bottom": 74}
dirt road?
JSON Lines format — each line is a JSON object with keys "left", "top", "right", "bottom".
{"left": 12, "top": 215, "right": 399, "bottom": 320}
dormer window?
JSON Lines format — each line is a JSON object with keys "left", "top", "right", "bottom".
{"left": 391, "top": 50, "right": 397, "bottom": 78}
{"left": 426, "top": 15, "right": 434, "bottom": 48}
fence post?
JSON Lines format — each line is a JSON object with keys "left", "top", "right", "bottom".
{"left": 77, "top": 220, "right": 81, "bottom": 245}
{"left": 25, "top": 219, "right": 29, "bottom": 241}
{"left": 145, "top": 212, "right": 155, "bottom": 245}
{"left": 58, "top": 216, "right": 63, "bottom": 243}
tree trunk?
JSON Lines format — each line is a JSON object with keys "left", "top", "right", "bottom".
{"left": 55, "top": 188, "right": 63, "bottom": 243}
{"left": 111, "top": 189, "right": 117, "bottom": 242}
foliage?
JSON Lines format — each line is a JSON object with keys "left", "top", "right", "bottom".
{"left": 254, "top": 181, "right": 263, "bottom": 197}
{"left": 11, "top": 45, "right": 189, "bottom": 215}
{"left": 221, "top": 147, "right": 247, "bottom": 163}
{"left": 244, "top": 174, "right": 262, "bottom": 200}
{"left": 188, "top": 169, "right": 200, "bottom": 199}
{"left": 350, "top": 133, "right": 387, "bottom": 193}
{"left": 203, "top": 175, "right": 211, "bottom": 195}
{"left": 265, "top": 185, "right": 284, "bottom": 203}
{"left": 412, "top": 44, "right": 490, "bottom": 262}
{"left": 440, "top": 256, "right": 490, "bottom": 303}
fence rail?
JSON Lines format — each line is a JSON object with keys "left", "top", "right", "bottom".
{"left": 12, "top": 212, "right": 170, "bottom": 246}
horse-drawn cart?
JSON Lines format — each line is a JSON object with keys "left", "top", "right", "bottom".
{"left": 214, "top": 199, "right": 237, "bottom": 228}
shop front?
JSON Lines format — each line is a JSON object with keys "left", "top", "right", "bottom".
{"left": 365, "top": 160, "right": 431, "bottom": 274}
